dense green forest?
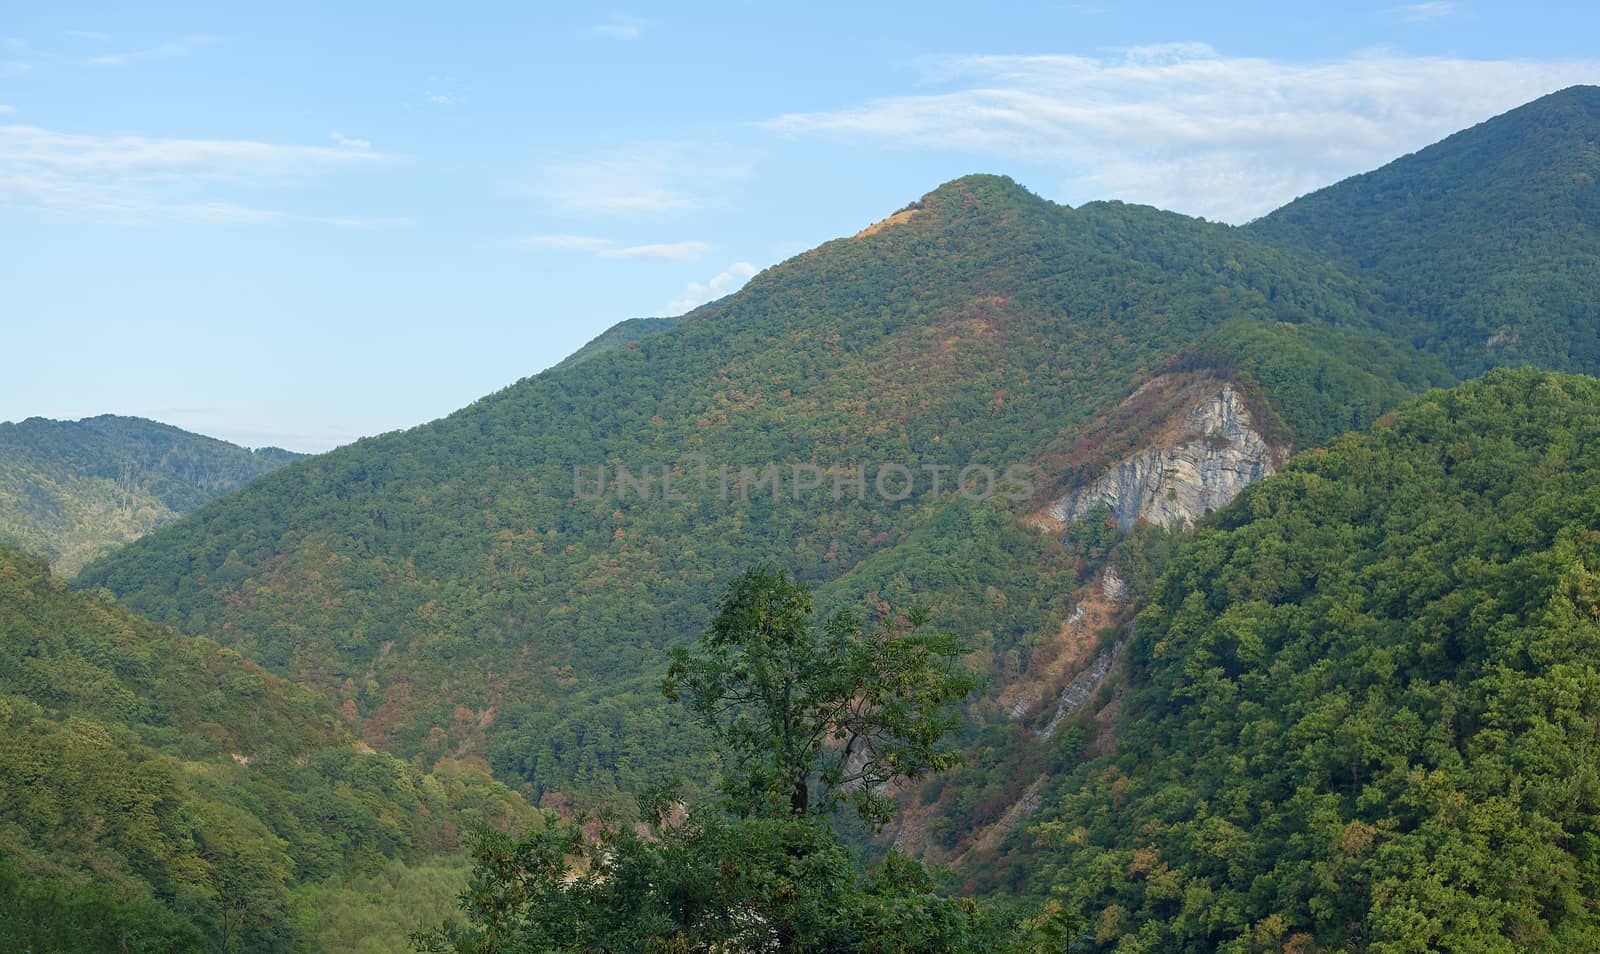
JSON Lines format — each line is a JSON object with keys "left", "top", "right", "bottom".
{"left": 13, "top": 86, "right": 1600, "bottom": 952}
{"left": 419, "top": 566, "right": 1072, "bottom": 954}
{"left": 1251, "top": 85, "right": 1600, "bottom": 376}
{"left": 0, "top": 542, "right": 535, "bottom": 952}
{"left": 77, "top": 173, "right": 1438, "bottom": 812}
{"left": 1003, "top": 370, "right": 1600, "bottom": 950}
{"left": 551, "top": 315, "right": 689, "bottom": 371}
{"left": 0, "top": 415, "right": 302, "bottom": 576}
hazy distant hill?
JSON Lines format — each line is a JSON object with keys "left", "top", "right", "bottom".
{"left": 1251, "top": 85, "right": 1600, "bottom": 375}
{"left": 0, "top": 415, "right": 302, "bottom": 575}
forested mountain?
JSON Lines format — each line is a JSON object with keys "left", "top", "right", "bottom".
{"left": 51, "top": 88, "right": 1600, "bottom": 952}
{"left": 0, "top": 415, "right": 302, "bottom": 575}
{"left": 0, "top": 542, "right": 535, "bottom": 952}
{"left": 75, "top": 174, "right": 1442, "bottom": 813}
{"left": 552, "top": 315, "right": 688, "bottom": 371}
{"left": 996, "top": 369, "right": 1600, "bottom": 950}
{"left": 1250, "top": 85, "right": 1600, "bottom": 376}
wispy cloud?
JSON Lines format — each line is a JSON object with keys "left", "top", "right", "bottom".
{"left": 524, "top": 234, "right": 711, "bottom": 262}
{"left": 0, "top": 105, "right": 13, "bottom": 114}
{"left": 594, "top": 14, "right": 648, "bottom": 40}
{"left": 1388, "top": 2, "right": 1459, "bottom": 22}
{"left": 423, "top": 75, "right": 465, "bottom": 107}
{"left": 0, "top": 123, "right": 389, "bottom": 224}
{"left": 528, "top": 142, "right": 752, "bottom": 216}
{"left": 607, "top": 241, "right": 710, "bottom": 262}
{"left": 764, "top": 45, "right": 1600, "bottom": 222}
{"left": 61, "top": 35, "right": 214, "bottom": 67}
{"left": 311, "top": 214, "right": 413, "bottom": 229}
{"left": 668, "top": 261, "right": 759, "bottom": 314}
{"left": 329, "top": 131, "right": 371, "bottom": 149}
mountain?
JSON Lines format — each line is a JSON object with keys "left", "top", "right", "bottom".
{"left": 0, "top": 415, "right": 303, "bottom": 576}
{"left": 552, "top": 314, "right": 689, "bottom": 371}
{"left": 48, "top": 88, "right": 1600, "bottom": 950}
{"left": 1251, "top": 85, "right": 1600, "bottom": 376}
{"left": 0, "top": 541, "right": 534, "bottom": 953}
{"left": 75, "top": 174, "right": 1443, "bottom": 814}
{"left": 993, "top": 369, "right": 1600, "bottom": 950}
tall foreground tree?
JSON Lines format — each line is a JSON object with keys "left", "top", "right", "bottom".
{"left": 664, "top": 565, "right": 977, "bottom": 827}
{"left": 416, "top": 566, "right": 1073, "bottom": 953}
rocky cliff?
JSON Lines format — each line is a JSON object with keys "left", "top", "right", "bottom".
{"left": 1044, "top": 382, "right": 1282, "bottom": 529}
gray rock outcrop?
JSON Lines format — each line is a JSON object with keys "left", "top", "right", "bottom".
{"left": 1047, "top": 384, "right": 1278, "bottom": 530}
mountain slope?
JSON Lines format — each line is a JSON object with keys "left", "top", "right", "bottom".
{"left": 0, "top": 542, "right": 533, "bottom": 953}
{"left": 76, "top": 175, "right": 1434, "bottom": 811}
{"left": 1250, "top": 85, "right": 1600, "bottom": 375}
{"left": 0, "top": 415, "right": 303, "bottom": 575}
{"left": 552, "top": 315, "right": 688, "bottom": 371}
{"left": 1002, "top": 369, "right": 1600, "bottom": 950}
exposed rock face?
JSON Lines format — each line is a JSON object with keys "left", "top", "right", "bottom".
{"left": 1046, "top": 384, "right": 1278, "bottom": 530}
{"left": 1038, "top": 640, "right": 1119, "bottom": 741}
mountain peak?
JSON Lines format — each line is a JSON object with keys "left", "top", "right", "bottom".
{"left": 913, "top": 173, "right": 1060, "bottom": 216}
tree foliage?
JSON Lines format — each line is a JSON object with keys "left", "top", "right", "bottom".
{"left": 665, "top": 565, "right": 977, "bottom": 826}
{"left": 0, "top": 414, "right": 300, "bottom": 575}
{"left": 0, "top": 542, "right": 535, "bottom": 951}
{"left": 76, "top": 175, "right": 1435, "bottom": 811}
{"left": 418, "top": 567, "right": 1073, "bottom": 953}
{"left": 1252, "top": 85, "right": 1600, "bottom": 376}
{"left": 1016, "top": 369, "right": 1600, "bottom": 951}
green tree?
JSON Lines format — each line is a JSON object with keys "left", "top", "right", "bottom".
{"left": 416, "top": 566, "right": 1074, "bottom": 953}
{"left": 664, "top": 565, "right": 977, "bottom": 828}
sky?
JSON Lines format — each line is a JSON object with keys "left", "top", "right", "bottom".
{"left": 3, "top": 2, "right": 1598, "bottom": 451}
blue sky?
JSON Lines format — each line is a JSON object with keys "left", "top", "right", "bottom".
{"left": 3, "top": 2, "right": 1597, "bottom": 451}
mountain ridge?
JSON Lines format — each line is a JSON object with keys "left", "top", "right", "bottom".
{"left": 0, "top": 414, "right": 303, "bottom": 575}
{"left": 1250, "top": 84, "right": 1600, "bottom": 374}
{"left": 75, "top": 166, "right": 1425, "bottom": 813}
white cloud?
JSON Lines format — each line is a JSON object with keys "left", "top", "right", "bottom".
{"left": 668, "top": 261, "right": 759, "bottom": 314}
{"left": 176, "top": 202, "right": 285, "bottom": 224}
{"left": 329, "top": 131, "right": 371, "bottom": 149}
{"left": 528, "top": 142, "right": 752, "bottom": 215}
{"left": 594, "top": 14, "right": 648, "bottom": 40}
{"left": 524, "top": 234, "right": 710, "bottom": 262}
{"left": 1389, "top": 2, "right": 1459, "bottom": 22}
{"left": 0, "top": 123, "right": 389, "bottom": 223}
{"left": 68, "top": 36, "right": 212, "bottom": 67}
{"left": 423, "top": 75, "right": 465, "bottom": 107}
{"left": 604, "top": 241, "right": 710, "bottom": 262}
{"left": 311, "top": 214, "right": 413, "bottom": 229}
{"left": 764, "top": 46, "right": 1600, "bottom": 222}
{"left": 0, "top": 105, "right": 13, "bottom": 114}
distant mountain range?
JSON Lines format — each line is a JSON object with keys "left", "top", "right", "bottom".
{"left": 0, "top": 415, "right": 302, "bottom": 575}
{"left": 16, "top": 85, "right": 1600, "bottom": 949}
